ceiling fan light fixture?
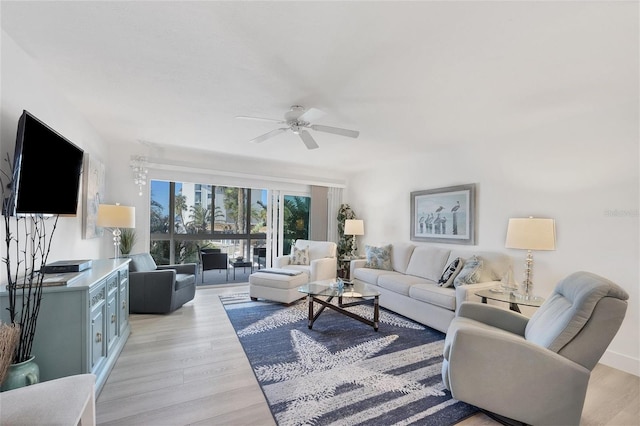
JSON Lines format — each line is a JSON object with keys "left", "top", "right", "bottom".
{"left": 237, "top": 105, "right": 359, "bottom": 150}
{"left": 284, "top": 105, "right": 305, "bottom": 122}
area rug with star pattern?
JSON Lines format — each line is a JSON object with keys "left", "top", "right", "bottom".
{"left": 220, "top": 292, "right": 478, "bottom": 426}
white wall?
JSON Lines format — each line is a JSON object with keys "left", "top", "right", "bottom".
{"left": 346, "top": 121, "right": 639, "bottom": 376}
{"left": 0, "top": 31, "right": 111, "bottom": 274}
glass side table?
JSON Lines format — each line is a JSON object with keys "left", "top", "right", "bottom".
{"left": 474, "top": 288, "right": 545, "bottom": 313}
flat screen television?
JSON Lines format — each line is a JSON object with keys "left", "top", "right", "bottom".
{"left": 4, "top": 110, "right": 84, "bottom": 216}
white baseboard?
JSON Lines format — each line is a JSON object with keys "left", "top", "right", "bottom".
{"left": 599, "top": 349, "right": 639, "bottom": 377}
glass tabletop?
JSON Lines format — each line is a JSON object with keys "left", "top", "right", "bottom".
{"left": 475, "top": 288, "right": 545, "bottom": 307}
{"left": 298, "top": 279, "right": 380, "bottom": 298}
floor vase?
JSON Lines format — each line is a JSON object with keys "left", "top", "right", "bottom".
{"left": 0, "top": 356, "right": 39, "bottom": 392}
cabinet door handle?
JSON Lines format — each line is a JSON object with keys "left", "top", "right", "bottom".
{"left": 122, "top": 300, "right": 126, "bottom": 309}
{"left": 111, "top": 314, "right": 117, "bottom": 324}
{"left": 95, "top": 332, "right": 102, "bottom": 343}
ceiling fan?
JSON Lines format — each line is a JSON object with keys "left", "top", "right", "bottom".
{"left": 236, "top": 105, "right": 359, "bottom": 150}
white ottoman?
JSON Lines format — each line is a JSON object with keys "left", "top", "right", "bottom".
{"left": 249, "top": 269, "right": 308, "bottom": 304}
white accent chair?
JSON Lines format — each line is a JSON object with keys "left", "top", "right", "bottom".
{"left": 274, "top": 239, "right": 338, "bottom": 282}
{"left": 442, "top": 271, "right": 628, "bottom": 426}
{"left": 0, "top": 373, "right": 96, "bottom": 425}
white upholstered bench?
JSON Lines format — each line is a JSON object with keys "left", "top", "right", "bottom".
{"left": 249, "top": 269, "right": 308, "bottom": 304}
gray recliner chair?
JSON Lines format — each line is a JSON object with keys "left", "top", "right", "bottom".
{"left": 442, "top": 271, "right": 628, "bottom": 426}
{"left": 128, "top": 253, "right": 197, "bottom": 314}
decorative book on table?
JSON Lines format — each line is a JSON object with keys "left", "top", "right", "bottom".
{"left": 42, "top": 259, "right": 92, "bottom": 273}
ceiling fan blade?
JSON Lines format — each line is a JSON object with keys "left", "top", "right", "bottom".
{"left": 250, "top": 128, "right": 288, "bottom": 144}
{"left": 298, "top": 107, "right": 326, "bottom": 123}
{"left": 236, "top": 115, "right": 286, "bottom": 124}
{"left": 299, "top": 130, "right": 319, "bottom": 150}
{"left": 310, "top": 124, "right": 360, "bottom": 138}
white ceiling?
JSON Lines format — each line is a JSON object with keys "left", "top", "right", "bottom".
{"left": 1, "top": 1, "right": 636, "bottom": 173}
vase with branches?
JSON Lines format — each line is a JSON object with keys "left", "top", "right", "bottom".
{"left": 1, "top": 158, "right": 58, "bottom": 371}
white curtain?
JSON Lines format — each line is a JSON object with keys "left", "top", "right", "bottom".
{"left": 310, "top": 186, "right": 329, "bottom": 241}
{"left": 327, "top": 187, "right": 344, "bottom": 243}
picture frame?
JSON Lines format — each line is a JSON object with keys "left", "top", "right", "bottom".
{"left": 410, "top": 184, "right": 476, "bottom": 245}
{"left": 82, "top": 153, "right": 106, "bottom": 239}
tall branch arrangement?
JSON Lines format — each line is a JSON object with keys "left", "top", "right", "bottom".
{"left": 2, "top": 156, "right": 58, "bottom": 363}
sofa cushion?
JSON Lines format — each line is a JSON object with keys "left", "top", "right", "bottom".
{"left": 438, "top": 257, "right": 463, "bottom": 288}
{"left": 353, "top": 267, "right": 396, "bottom": 285}
{"left": 378, "top": 273, "right": 433, "bottom": 296}
{"left": 454, "top": 255, "right": 483, "bottom": 287}
{"left": 364, "top": 244, "right": 393, "bottom": 270}
{"left": 128, "top": 253, "right": 157, "bottom": 272}
{"left": 391, "top": 242, "right": 416, "bottom": 274}
{"left": 175, "top": 273, "right": 195, "bottom": 291}
{"left": 448, "top": 250, "right": 508, "bottom": 282}
{"left": 409, "top": 284, "right": 457, "bottom": 311}
{"left": 290, "top": 245, "right": 310, "bottom": 265}
{"left": 405, "top": 246, "right": 451, "bottom": 282}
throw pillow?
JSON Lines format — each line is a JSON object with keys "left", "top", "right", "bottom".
{"left": 438, "top": 257, "right": 464, "bottom": 288}
{"left": 290, "top": 245, "right": 310, "bottom": 265}
{"left": 453, "top": 255, "right": 483, "bottom": 288}
{"left": 364, "top": 244, "right": 393, "bottom": 271}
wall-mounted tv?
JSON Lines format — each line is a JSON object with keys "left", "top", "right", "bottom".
{"left": 4, "top": 110, "right": 84, "bottom": 216}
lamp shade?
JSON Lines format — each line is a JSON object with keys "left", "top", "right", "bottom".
{"left": 505, "top": 217, "right": 555, "bottom": 251}
{"left": 97, "top": 204, "right": 135, "bottom": 229}
{"left": 344, "top": 219, "right": 364, "bottom": 236}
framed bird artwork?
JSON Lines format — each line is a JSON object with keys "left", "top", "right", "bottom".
{"left": 410, "top": 184, "right": 476, "bottom": 245}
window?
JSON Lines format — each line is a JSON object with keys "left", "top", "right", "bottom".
{"left": 149, "top": 180, "right": 267, "bottom": 266}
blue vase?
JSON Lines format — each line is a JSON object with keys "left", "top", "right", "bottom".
{"left": 1, "top": 356, "right": 39, "bottom": 392}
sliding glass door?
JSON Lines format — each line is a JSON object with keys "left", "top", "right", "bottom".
{"left": 270, "top": 192, "right": 311, "bottom": 256}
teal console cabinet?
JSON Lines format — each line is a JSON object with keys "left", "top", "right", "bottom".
{"left": 0, "top": 258, "right": 131, "bottom": 395}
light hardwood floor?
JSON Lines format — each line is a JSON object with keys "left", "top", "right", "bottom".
{"left": 97, "top": 284, "right": 639, "bottom": 425}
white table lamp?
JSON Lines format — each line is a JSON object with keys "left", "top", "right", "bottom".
{"left": 344, "top": 219, "right": 364, "bottom": 259}
{"left": 97, "top": 203, "right": 136, "bottom": 259}
{"left": 505, "top": 217, "right": 556, "bottom": 298}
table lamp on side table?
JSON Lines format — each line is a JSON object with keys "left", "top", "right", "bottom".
{"left": 97, "top": 203, "right": 136, "bottom": 259}
{"left": 505, "top": 217, "right": 556, "bottom": 299}
{"left": 344, "top": 219, "right": 364, "bottom": 259}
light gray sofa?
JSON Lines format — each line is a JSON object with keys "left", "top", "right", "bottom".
{"left": 350, "top": 242, "right": 511, "bottom": 333}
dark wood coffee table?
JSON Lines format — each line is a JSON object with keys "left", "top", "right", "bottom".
{"left": 298, "top": 280, "right": 380, "bottom": 331}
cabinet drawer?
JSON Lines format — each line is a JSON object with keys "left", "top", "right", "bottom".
{"left": 119, "top": 286, "right": 128, "bottom": 332}
{"left": 89, "top": 281, "right": 106, "bottom": 372}
{"left": 90, "top": 305, "right": 105, "bottom": 370}
{"left": 119, "top": 267, "right": 129, "bottom": 284}
{"left": 107, "top": 273, "right": 119, "bottom": 296}
{"left": 106, "top": 293, "right": 118, "bottom": 351}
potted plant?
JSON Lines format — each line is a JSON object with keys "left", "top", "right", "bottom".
{"left": 119, "top": 228, "right": 137, "bottom": 256}
{"left": 336, "top": 204, "right": 357, "bottom": 277}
